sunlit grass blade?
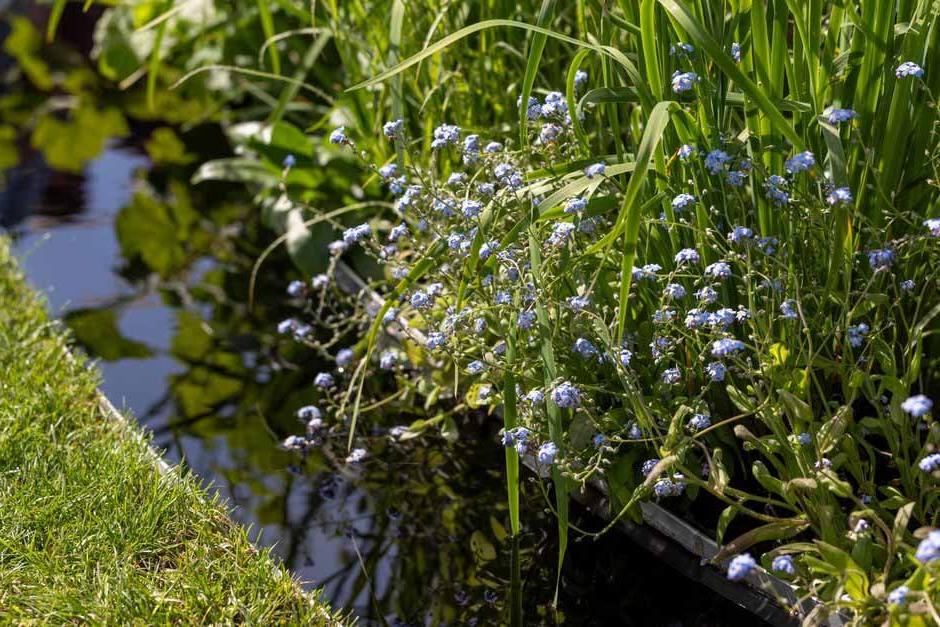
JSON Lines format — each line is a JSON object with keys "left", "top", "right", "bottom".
{"left": 146, "top": 0, "right": 173, "bottom": 111}
{"left": 46, "top": 0, "right": 68, "bottom": 41}
{"left": 256, "top": 0, "right": 282, "bottom": 74}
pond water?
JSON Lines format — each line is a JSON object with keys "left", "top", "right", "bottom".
{"left": 0, "top": 8, "right": 761, "bottom": 625}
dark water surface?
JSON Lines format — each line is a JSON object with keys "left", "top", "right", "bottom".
{"left": 0, "top": 7, "right": 760, "bottom": 625}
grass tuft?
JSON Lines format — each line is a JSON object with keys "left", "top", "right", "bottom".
{"left": 0, "top": 237, "right": 341, "bottom": 625}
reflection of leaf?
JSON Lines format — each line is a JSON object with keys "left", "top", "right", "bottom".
{"left": 3, "top": 18, "right": 54, "bottom": 90}
{"left": 31, "top": 106, "right": 129, "bottom": 173}
{"left": 146, "top": 128, "right": 195, "bottom": 165}
{"left": 170, "top": 311, "right": 213, "bottom": 362}
{"left": 115, "top": 190, "right": 187, "bottom": 276}
{"left": 172, "top": 352, "right": 243, "bottom": 417}
{"left": 470, "top": 530, "right": 496, "bottom": 562}
{"left": 0, "top": 125, "right": 18, "bottom": 170}
{"left": 65, "top": 308, "right": 154, "bottom": 361}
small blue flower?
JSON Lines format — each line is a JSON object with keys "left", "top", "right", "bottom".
{"left": 547, "top": 222, "right": 577, "bottom": 247}
{"left": 731, "top": 42, "right": 741, "bottom": 62}
{"left": 431, "top": 123, "right": 461, "bottom": 149}
{"left": 903, "top": 394, "right": 933, "bottom": 417}
{"left": 671, "top": 71, "right": 699, "bottom": 93}
{"left": 888, "top": 586, "right": 909, "bottom": 606}
{"left": 728, "top": 226, "right": 753, "bottom": 243}
{"left": 564, "top": 197, "right": 588, "bottom": 214}
{"left": 780, "top": 299, "right": 798, "bottom": 319}
{"left": 632, "top": 263, "right": 662, "bottom": 281}
{"left": 518, "top": 310, "right": 537, "bottom": 329}
{"left": 467, "top": 360, "right": 486, "bottom": 374}
{"left": 704, "top": 261, "right": 732, "bottom": 279}
{"left": 785, "top": 150, "right": 815, "bottom": 174}
{"left": 297, "top": 405, "right": 321, "bottom": 421}
{"left": 343, "top": 223, "right": 372, "bottom": 244}
{"left": 336, "top": 348, "right": 354, "bottom": 367}
{"left": 641, "top": 458, "right": 661, "bottom": 476}
{"left": 771, "top": 555, "right": 796, "bottom": 576}
{"left": 286, "top": 280, "right": 305, "bottom": 297}
{"left": 619, "top": 348, "right": 633, "bottom": 367}
{"left": 925, "top": 218, "right": 940, "bottom": 236}
{"left": 669, "top": 42, "right": 694, "bottom": 55}
{"left": 695, "top": 286, "right": 718, "bottom": 304}
{"left": 539, "top": 123, "right": 563, "bottom": 144}
{"left": 712, "top": 338, "right": 745, "bottom": 357}
{"left": 798, "top": 432, "right": 812, "bottom": 446}
{"left": 846, "top": 323, "right": 869, "bottom": 348}
{"left": 627, "top": 424, "right": 642, "bottom": 439}
{"left": 540, "top": 91, "right": 568, "bottom": 117}
{"left": 329, "top": 126, "right": 347, "bottom": 144}
{"left": 283, "top": 154, "right": 296, "bottom": 168}
{"left": 566, "top": 295, "right": 591, "bottom": 311}
{"left": 383, "top": 119, "right": 404, "bottom": 139}
{"left": 678, "top": 144, "right": 696, "bottom": 160}
{"left": 826, "top": 108, "right": 857, "bottom": 124}
{"left": 592, "top": 433, "right": 606, "bottom": 447}
{"left": 447, "top": 172, "right": 467, "bottom": 187}
{"left": 674, "top": 248, "right": 700, "bottom": 265}
{"left": 901, "top": 279, "right": 915, "bottom": 292}
{"left": 662, "top": 367, "right": 681, "bottom": 384}
{"left": 573, "top": 338, "right": 598, "bottom": 359}
{"left": 727, "top": 553, "right": 756, "bottom": 581}
{"left": 726, "top": 170, "right": 747, "bottom": 187}
{"left": 896, "top": 61, "right": 925, "bottom": 78}
{"left": 410, "top": 291, "right": 432, "bottom": 309}
{"left": 705, "top": 362, "right": 726, "bottom": 382}
{"left": 915, "top": 530, "right": 940, "bottom": 563}
{"left": 672, "top": 193, "right": 696, "bottom": 212}
{"left": 550, "top": 381, "right": 582, "bottom": 408}
{"left": 462, "top": 199, "right": 483, "bottom": 218}
{"left": 314, "top": 372, "right": 335, "bottom": 388}
{"left": 574, "top": 69, "right": 589, "bottom": 88}
{"left": 867, "top": 248, "right": 895, "bottom": 270}
{"left": 388, "top": 223, "right": 408, "bottom": 242}
{"left": 764, "top": 175, "right": 789, "bottom": 205}
{"left": 538, "top": 442, "right": 558, "bottom": 465}
{"left": 484, "top": 141, "right": 503, "bottom": 154}
{"left": 525, "top": 389, "right": 544, "bottom": 405}
{"left": 663, "top": 283, "right": 686, "bottom": 300}
{"left": 688, "top": 413, "right": 711, "bottom": 432}
{"left": 705, "top": 150, "right": 731, "bottom": 174}
{"left": 378, "top": 163, "right": 398, "bottom": 179}
{"left": 584, "top": 162, "right": 606, "bottom": 178}
{"left": 826, "top": 186, "right": 853, "bottom": 205}
{"left": 379, "top": 350, "right": 398, "bottom": 370}
{"left": 311, "top": 274, "right": 329, "bottom": 289}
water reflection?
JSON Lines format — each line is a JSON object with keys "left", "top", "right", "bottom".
{"left": 0, "top": 8, "right": 759, "bottom": 625}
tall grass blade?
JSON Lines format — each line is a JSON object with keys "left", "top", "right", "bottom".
{"left": 657, "top": 0, "right": 804, "bottom": 150}
{"left": 46, "top": 0, "right": 68, "bottom": 42}
{"left": 519, "top": 1, "right": 556, "bottom": 147}
{"left": 527, "top": 226, "right": 568, "bottom": 607}
{"left": 255, "top": 0, "right": 282, "bottom": 74}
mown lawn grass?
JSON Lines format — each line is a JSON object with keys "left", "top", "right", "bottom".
{"left": 0, "top": 236, "right": 339, "bottom": 625}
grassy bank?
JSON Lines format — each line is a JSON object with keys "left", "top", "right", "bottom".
{"left": 0, "top": 237, "right": 338, "bottom": 624}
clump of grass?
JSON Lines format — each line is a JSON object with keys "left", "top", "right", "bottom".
{"left": 0, "top": 237, "right": 339, "bottom": 625}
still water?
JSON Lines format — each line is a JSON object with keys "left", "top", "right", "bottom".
{"left": 0, "top": 7, "right": 759, "bottom": 625}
